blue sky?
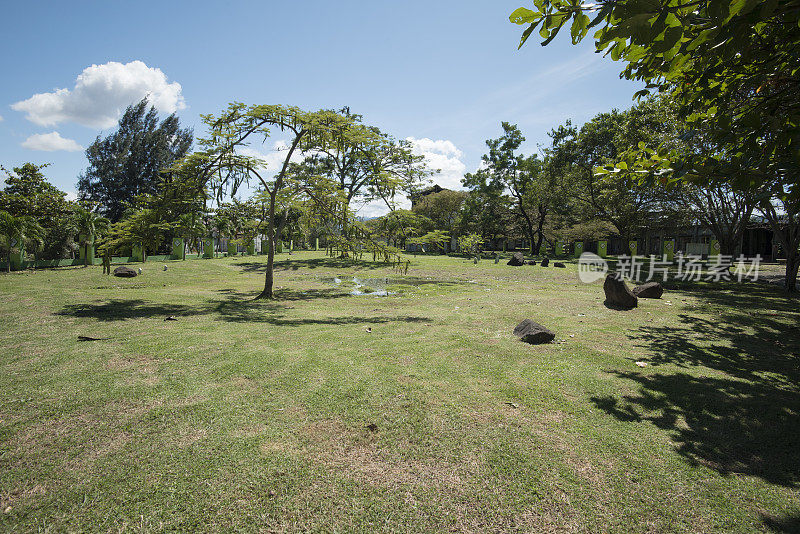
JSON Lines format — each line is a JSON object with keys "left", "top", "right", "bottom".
{"left": 0, "top": 1, "right": 641, "bottom": 215}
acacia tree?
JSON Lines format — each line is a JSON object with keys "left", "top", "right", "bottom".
{"left": 176, "top": 104, "right": 416, "bottom": 299}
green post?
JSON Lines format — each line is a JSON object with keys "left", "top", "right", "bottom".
{"left": 315, "top": 237, "right": 319, "bottom": 251}
{"left": 663, "top": 239, "right": 675, "bottom": 261}
{"left": 78, "top": 233, "right": 95, "bottom": 265}
{"left": 628, "top": 240, "right": 638, "bottom": 256}
{"left": 709, "top": 239, "right": 721, "bottom": 258}
{"left": 131, "top": 243, "right": 144, "bottom": 262}
{"left": 9, "top": 238, "right": 24, "bottom": 271}
{"left": 227, "top": 241, "right": 237, "bottom": 256}
{"left": 172, "top": 238, "right": 184, "bottom": 260}
{"left": 290, "top": 240, "right": 294, "bottom": 251}
{"left": 247, "top": 242, "right": 255, "bottom": 255}
{"left": 277, "top": 241, "right": 283, "bottom": 253}
{"left": 554, "top": 240, "right": 563, "bottom": 257}
{"left": 598, "top": 240, "right": 608, "bottom": 258}
{"left": 203, "top": 238, "right": 214, "bottom": 259}
{"left": 502, "top": 240, "right": 507, "bottom": 253}
{"left": 574, "top": 241, "right": 583, "bottom": 258}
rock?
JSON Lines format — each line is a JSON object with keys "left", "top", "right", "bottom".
{"left": 554, "top": 262, "right": 566, "bottom": 268}
{"left": 507, "top": 252, "right": 525, "bottom": 266}
{"left": 513, "top": 319, "right": 556, "bottom": 344}
{"left": 632, "top": 281, "right": 663, "bottom": 299}
{"left": 113, "top": 266, "right": 137, "bottom": 278}
{"left": 138, "top": 268, "right": 142, "bottom": 274}
{"left": 163, "top": 265, "right": 168, "bottom": 271}
{"left": 540, "top": 257, "right": 550, "bottom": 267}
{"left": 603, "top": 274, "right": 638, "bottom": 309}
{"left": 526, "top": 260, "right": 537, "bottom": 266}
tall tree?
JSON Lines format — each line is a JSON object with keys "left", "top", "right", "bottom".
{"left": 78, "top": 98, "right": 193, "bottom": 222}
{"left": 1, "top": 163, "right": 76, "bottom": 259}
{"left": 411, "top": 189, "right": 467, "bottom": 235}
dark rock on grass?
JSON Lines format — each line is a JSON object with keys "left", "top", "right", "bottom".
{"left": 554, "top": 262, "right": 566, "bottom": 268}
{"left": 113, "top": 266, "right": 137, "bottom": 278}
{"left": 513, "top": 319, "right": 556, "bottom": 344}
{"left": 526, "top": 260, "right": 537, "bottom": 266}
{"left": 540, "top": 257, "right": 550, "bottom": 267}
{"left": 632, "top": 281, "right": 664, "bottom": 299}
{"left": 603, "top": 274, "right": 638, "bottom": 310}
{"left": 507, "top": 252, "right": 525, "bottom": 266}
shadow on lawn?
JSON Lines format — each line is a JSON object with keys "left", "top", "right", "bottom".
{"left": 57, "top": 292, "right": 431, "bottom": 328}
{"left": 592, "top": 282, "right": 800, "bottom": 490}
{"left": 235, "top": 257, "right": 389, "bottom": 273}
{"left": 57, "top": 299, "right": 205, "bottom": 321}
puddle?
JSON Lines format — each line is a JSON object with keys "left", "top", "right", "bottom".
{"left": 324, "top": 276, "right": 399, "bottom": 296}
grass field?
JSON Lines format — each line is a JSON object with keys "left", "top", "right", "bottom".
{"left": 1, "top": 251, "right": 798, "bottom": 532}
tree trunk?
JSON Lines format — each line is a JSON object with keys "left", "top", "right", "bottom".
{"left": 785, "top": 250, "right": 799, "bottom": 293}
{"left": 83, "top": 244, "right": 89, "bottom": 267}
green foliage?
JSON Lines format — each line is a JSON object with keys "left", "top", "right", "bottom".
{"left": 79, "top": 97, "right": 193, "bottom": 222}
{"left": 411, "top": 189, "right": 467, "bottom": 234}
{"left": 0, "top": 210, "right": 42, "bottom": 272}
{"left": 408, "top": 230, "right": 450, "bottom": 254}
{"left": 0, "top": 163, "right": 76, "bottom": 259}
{"left": 457, "top": 232, "right": 484, "bottom": 257}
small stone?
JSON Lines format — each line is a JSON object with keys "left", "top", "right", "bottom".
{"left": 635, "top": 361, "right": 648, "bottom": 367}
{"left": 513, "top": 319, "right": 556, "bottom": 344}
{"left": 163, "top": 265, "right": 168, "bottom": 271}
{"left": 112, "top": 266, "right": 137, "bottom": 278}
{"left": 554, "top": 262, "right": 566, "bottom": 268}
{"left": 507, "top": 252, "right": 525, "bottom": 266}
{"left": 632, "top": 281, "right": 663, "bottom": 299}
{"left": 540, "top": 257, "right": 550, "bottom": 267}
{"left": 603, "top": 274, "right": 638, "bottom": 310}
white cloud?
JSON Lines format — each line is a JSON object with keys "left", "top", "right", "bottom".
{"left": 12, "top": 60, "right": 185, "bottom": 129}
{"left": 0, "top": 115, "right": 4, "bottom": 122}
{"left": 407, "top": 137, "right": 467, "bottom": 191}
{"left": 65, "top": 191, "right": 78, "bottom": 202}
{"left": 21, "top": 132, "right": 83, "bottom": 152}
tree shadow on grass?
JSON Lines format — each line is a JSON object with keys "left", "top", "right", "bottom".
{"left": 762, "top": 512, "right": 800, "bottom": 533}
{"left": 592, "top": 282, "right": 800, "bottom": 488}
{"left": 235, "top": 257, "right": 391, "bottom": 273}
{"left": 56, "top": 299, "right": 205, "bottom": 321}
{"left": 57, "top": 294, "right": 431, "bottom": 328}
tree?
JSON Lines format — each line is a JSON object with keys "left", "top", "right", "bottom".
{"left": 548, "top": 102, "right": 685, "bottom": 242}
{"left": 511, "top": 0, "right": 800, "bottom": 289}
{"left": 678, "top": 182, "right": 756, "bottom": 256}
{"left": 72, "top": 207, "right": 110, "bottom": 267}
{"left": 412, "top": 189, "right": 467, "bottom": 235}
{"left": 108, "top": 208, "right": 168, "bottom": 262}
{"left": 461, "top": 169, "right": 515, "bottom": 245}
{"left": 408, "top": 230, "right": 450, "bottom": 254}
{"left": 0, "top": 211, "right": 41, "bottom": 273}
{"left": 457, "top": 233, "right": 484, "bottom": 258}
{"left": 78, "top": 98, "right": 193, "bottom": 222}
{"left": 1, "top": 163, "right": 76, "bottom": 259}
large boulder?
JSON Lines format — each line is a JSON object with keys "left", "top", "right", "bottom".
{"left": 513, "top": 319, "right": 556, "bottom": 344}
{"left": 540, "top": 257, "right": 550, "bottom": 267}
{"left": 603, "top": 274, "right": 637, "bottom": 309}
{"left": 632, "top": 281, "right": 663, "bottom": 299}
{"left": 113, "top": 266, "right": 138, "bottom": 278}
{"left": 507, "top": 252, "right": 525, "bottom": 266}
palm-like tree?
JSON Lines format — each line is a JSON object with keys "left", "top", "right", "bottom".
{"left": 72, "top": 207, "right": 110, "bottom": 267}
{"left": 175, "top": 212, "right": 205, "bottom": 260}
{"left": 0, "top": 211, "right": 41, "bottom": 273}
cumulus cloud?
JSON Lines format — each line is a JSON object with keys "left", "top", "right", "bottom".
{"left": 12, "top": 60, "right": 185, "bottom": 129}
{"left": 407, "top": 137, "right": 467, "bottom": 191}
{"left": 21, "top": 132, "right": 83, "bottom": 152}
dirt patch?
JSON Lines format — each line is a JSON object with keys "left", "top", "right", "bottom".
{"left": 0, "top": 484, "right": 46, "bottom": 512}
{"left": 299, "top": 419, "right": 467, "bottom": 490}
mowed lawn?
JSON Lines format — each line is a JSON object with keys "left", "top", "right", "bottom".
{"left": 1, "top": 251, "right": 799, "bottom": 533}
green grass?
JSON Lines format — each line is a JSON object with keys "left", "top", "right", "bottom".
{"left": 1, "top": 251, "right": 798, "bottom": 532}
